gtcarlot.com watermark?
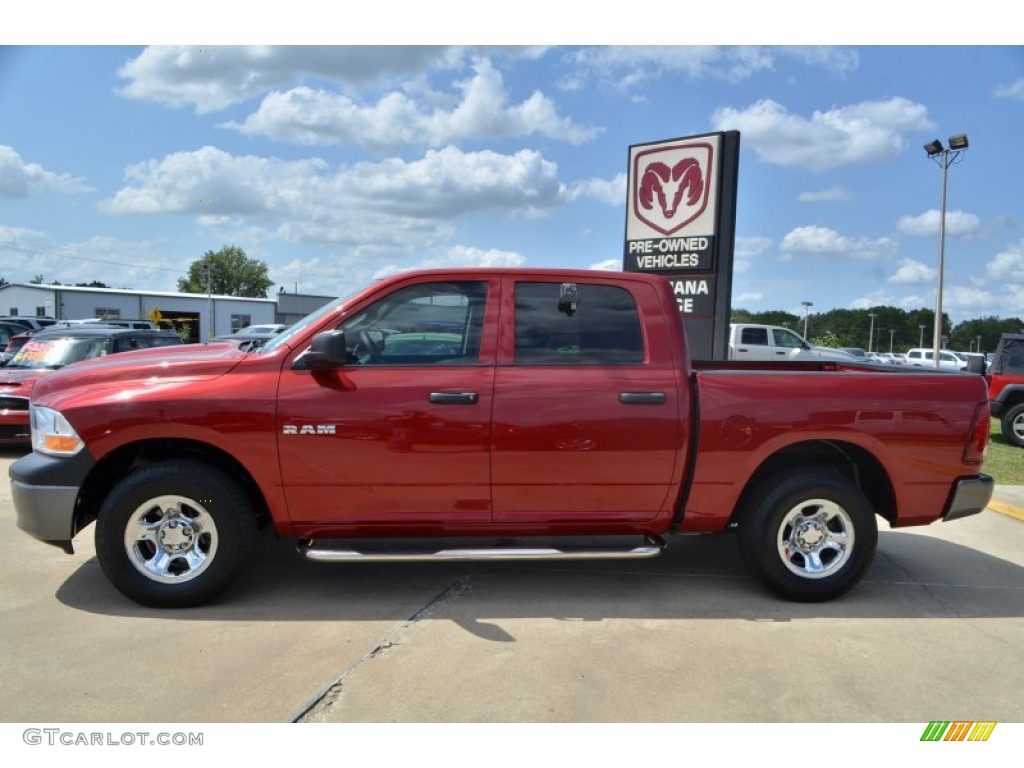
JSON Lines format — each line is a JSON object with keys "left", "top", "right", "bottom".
{"left": 23, "top": 728, "right": 203, "bottom": 747}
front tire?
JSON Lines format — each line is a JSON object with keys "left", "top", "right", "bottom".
{"left": 1000, "top": 403, "right": 1024, "bottom": 448}
{"left": 737, "top": 470, "right": 878, "bottom": 602}
{"left": 95, "top": 460, "right": 257, "bottom": 608}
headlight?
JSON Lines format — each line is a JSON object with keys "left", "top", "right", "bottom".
{"left": 31, "top": 405, "right": 84, "bottom": 456}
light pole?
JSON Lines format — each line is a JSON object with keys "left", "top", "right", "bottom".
{"left": 868, "top": 312, "right": 876, "bottom": 353}
{"left": 889, "top": 329, "right": 895, "bottom": 353}
{"left": 918, "top": 324, "right": 925, "bottom": 348}
{"left": 801, "top": 301, "right": 813, "bottom": 339}
{"left": 976, "top": 335, "right": 982, "bottom": 354}
{"left": 924, "top": 133, "right": 969, "bottom": 367}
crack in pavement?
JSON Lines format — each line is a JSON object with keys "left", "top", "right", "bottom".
{"left": 291, "top": 575, "right": 472, "bottom": 722}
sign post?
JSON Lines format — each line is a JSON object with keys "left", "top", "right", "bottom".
{"left": 623, "top": 130, "right": 740, "bottom": 360}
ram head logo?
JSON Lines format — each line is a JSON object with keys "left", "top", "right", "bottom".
{"left": 632, "top": 142, "right": 713, "bottom": 236}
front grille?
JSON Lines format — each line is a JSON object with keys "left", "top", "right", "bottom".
{"left": 0, "top": 424, "right": 29, "bottom": 439}
{"left": 0, "top": 396, "right": 29, "bottom": 411}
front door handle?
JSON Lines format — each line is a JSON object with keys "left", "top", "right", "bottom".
{"left": 429, "top": 392, "right": 479, "bottom": 405}
{"left": 619, "top": 392, "right": 666, "bottom": 405}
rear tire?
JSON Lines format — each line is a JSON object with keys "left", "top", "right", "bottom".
{"left": 95, "top": 460, "right": 256, "bottom": 608}
{"left": 737, "top": 469, "right": 877, "bottom": 602}
{"left": 1000, "top": 403, "right": 1024, "bottom": 448}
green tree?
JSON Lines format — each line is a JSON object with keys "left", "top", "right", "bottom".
{"left": 0, "top": 277, "right": 8, "bottom": 288}
{"left": 75, "top": 280, "right": 110, "bottom": 288}
{"left": 951, "top": 316, "right": 1024, "bottom": 354}
{"left": 177, "top": 245, "right": 273, "bottom": 298}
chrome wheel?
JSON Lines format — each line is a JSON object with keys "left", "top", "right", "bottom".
{"left": 123, "top": 494, "right": 219, "bottom": 584}
{"left": 1012, "top": 412, "right": 1024, "bottom": 444}
{"left": 776, "top": 498, "right": 854, "bottom": 579}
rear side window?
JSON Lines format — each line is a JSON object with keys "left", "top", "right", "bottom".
{"left": 115, "top": 335, "right": 183, "bottom": 352}
{"left": 514, "top": 282, "right": 643, "bottom": 365}
{"left": 740, "top": 327, "right": 768, "bottom": 345}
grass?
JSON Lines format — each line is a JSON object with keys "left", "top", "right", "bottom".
{"left": 983, "top": 418, "right": 1024, "bottom": 486}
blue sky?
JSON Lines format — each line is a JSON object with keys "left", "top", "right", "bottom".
{"left": 2, "top": 13, "right": 1022, "bottom": 323}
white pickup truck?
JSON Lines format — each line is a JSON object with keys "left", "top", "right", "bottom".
{"left": 728, "top": 324, "right": 855, "bottom": 362}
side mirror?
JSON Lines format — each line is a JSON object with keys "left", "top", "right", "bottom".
{"left": 303, "top": 330, "right": 348, "bottom": 369}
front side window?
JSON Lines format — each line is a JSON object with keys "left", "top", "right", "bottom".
{"left": 338, "top": 281, "right": 487, "bottom": 366}
{"left": 773, "top": 329, "right": 804, "bottom": 349}
{"left": 514, "top": 282, "right": 643, "bottom": 365}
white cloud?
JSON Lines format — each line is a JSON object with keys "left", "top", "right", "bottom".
{"left": 897, "top": 210, "right": 981, "bottom": 237}
{"left": 798, "top": 186, "right": 850, "bottom": 202}
{"left": 711, "top": 97, "right": 932, "bottom": 171}
{"left": 735, "top": 291, "right": 764, "bottom": 305}
{"left": 1, "top": 233, "right": 178, "bottom": 290}
{"left": 850, "top": 290, "right": 897, "bottom": 310}
{"left": 995, "top": 78, "right": 1024, "bottom": 100}
{"left": 943, "top": 284, "right": 997, "bottom": 310}
{"left": 0, "top": 146, "right": 90, "bottom": 198}
{"left": 734, "top": 235, "right": 772, "bottom": 273}
{"left": 372, "top": 244, "right": 527, "bottom": 279}
{"left": 888, "top": 258, "right": 936, "bottom": 285}
{"left": 986, "top": 240, "right": 1024, "bottom": 281}
{"left": 567, "top": 173, "right": 626, "bottom": 205}
{"left": 117, "top": 45, "right": 469, "bottom": 113}
{"left": 100, "top": 145, "right": 569, "bottom": 240}
{"left": 589, "top": 258, "right": 621, "bottom": 271}
{"left": 224, "top": 58, "right": 597, "bottom": 152}
{"left": 780, "top": 225, "right": 897, "bottom": 259}
{"left": 569, "top": 46, "right": 857, "bottom": 90}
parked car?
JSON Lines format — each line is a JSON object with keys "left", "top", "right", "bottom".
{"left": 0, "top": 320, "right": 28, "bottom": 355}
{"left": 877, "top": 353, "right": 906, "bottom": 365}
{"left": 54, "top": 318, "right": 159, "bottom": 330}
{"left": 905, "top": 348, "right": 966, "bottom": 370}
{"left": 0, "top": 330, "right": 38, "bottom": 367}
{"left": 0, "top": 316, "right": 58, "bottom": 331}
{"left": 729, "top": 324, "right": 856, "bottom": 362}
{"left": 0, "top": 326, "right": 183, "bottom": 445}
{"left": 987, "top": 333, "right": 1024, "bottom": 448}
{"left": 213, "top": 323, "right": 288, "bottom": 351}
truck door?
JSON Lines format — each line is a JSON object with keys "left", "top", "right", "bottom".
{"left": 276, "top": 278, "right": 497, "bottom": 529}
{"left": 770, "top": 327, "right": 814, "bottom": 360}
{"left": 490, "top": 277, "right": 684, "bottom": 524}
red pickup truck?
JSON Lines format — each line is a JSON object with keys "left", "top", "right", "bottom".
{"left": 10, "top": 269, "right": 993, "bottom": 607}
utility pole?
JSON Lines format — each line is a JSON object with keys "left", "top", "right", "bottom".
{"left": 202, "top": 264, "right": 213, "bottom": 340}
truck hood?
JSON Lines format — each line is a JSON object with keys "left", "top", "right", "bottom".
{"left": 30, "top": 342, "right": 248, "bottom": 402}
{"left": 0, "top": 367, "right": 49, "bottom": 400}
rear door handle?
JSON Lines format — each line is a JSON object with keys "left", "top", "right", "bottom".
{"left": 619, "top": 392, "right": 666, "bottom": 405}
{"left": 429, "top": 392, "right": 479, "bottom": 405}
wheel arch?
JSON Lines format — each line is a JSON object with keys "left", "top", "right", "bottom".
{"left": 730, "top": 439, "right": 896, "bottom": 527}
{"left": 74, "top": 439, "right": 273, "bottom": 538}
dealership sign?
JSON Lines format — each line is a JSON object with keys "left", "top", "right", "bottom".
{"left": 623, "top": 131, "right": 740, "bottom": 360}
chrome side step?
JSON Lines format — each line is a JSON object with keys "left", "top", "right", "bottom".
{"left": 297, "top": 535, "right": 666, "bottom": 563}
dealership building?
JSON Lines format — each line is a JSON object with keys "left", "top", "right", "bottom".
{"left": 0, "top": 283, "right": 333, "bottom": 342}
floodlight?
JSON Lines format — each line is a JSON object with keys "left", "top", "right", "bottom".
{"left": 948, "top": 134, "right": 969, "bottom": 150}
{"left": 923, "top": 139, "right": 943, "bottom": 157}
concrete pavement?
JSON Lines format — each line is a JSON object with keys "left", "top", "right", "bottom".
{"left": 2, "top": 448, "right": 1023, "bottom": 724}
{"left": 990, "top": 484, "right": 1024, "bottom": 521}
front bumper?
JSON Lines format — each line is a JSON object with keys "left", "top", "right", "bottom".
{"left": 943, "top": 474, "right": 994, "bottom": 522}
{"left": 9, "top": 450, "right": 95, "bottom": 553}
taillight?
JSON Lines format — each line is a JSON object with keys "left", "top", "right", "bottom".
{"left": 963, "top": 402, "right": 991, "bottom": 465}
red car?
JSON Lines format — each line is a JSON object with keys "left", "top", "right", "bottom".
{"left": 0, "top": 327, "right": 183, "bottom": 445}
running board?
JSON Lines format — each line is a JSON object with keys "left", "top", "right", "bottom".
{"left": 297, "top": 535, "right": 666, "bottom": 563}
